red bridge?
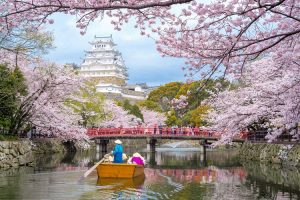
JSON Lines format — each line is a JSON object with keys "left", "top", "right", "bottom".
{"left": 88, "top": 127, "right": 247, "bottom": 140}
{"left": 88, "top": 127, "right": 246, "bottom": 153}
{"left": 88, "top": 127, "right": 246, "bottom": 139}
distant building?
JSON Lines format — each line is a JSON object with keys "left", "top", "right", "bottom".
{"left": 79, "top": 35, "right": 150, "bottom": 101}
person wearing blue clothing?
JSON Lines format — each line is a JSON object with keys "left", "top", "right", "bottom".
{"left": 112, "top": 139, "right": 123, "bottom": 163}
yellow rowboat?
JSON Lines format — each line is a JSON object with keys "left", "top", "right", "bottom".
{"left": 97, "top": 163, "right": 144, "bottom": 178}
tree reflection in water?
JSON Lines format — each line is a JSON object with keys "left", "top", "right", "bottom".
{"left": 1, "top": 150, "right": 300, "bottom": 199}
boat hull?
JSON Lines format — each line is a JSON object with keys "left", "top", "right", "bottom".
{"left": 97, "top": 163, "right": 144, "bottom": 178}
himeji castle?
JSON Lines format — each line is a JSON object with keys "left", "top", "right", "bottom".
{"left": 79, "top": 35, "right": 151, "bottom": 101}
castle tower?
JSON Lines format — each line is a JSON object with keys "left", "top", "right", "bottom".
{"left": 80, "top": 35, "right": 128, "bottom": 94}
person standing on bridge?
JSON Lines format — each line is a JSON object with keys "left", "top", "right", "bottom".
{"left": 111, "top": 140, "right": 123, "bottom": 163}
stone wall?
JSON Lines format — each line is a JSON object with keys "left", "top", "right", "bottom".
{"left": 239, "top": 142, "right": 300, "bottom": 166}
{"left": 0, "top": 140, "right": 34, "bottom": 169}
{"left": 0, "top": 139, "right": 93, "bottom": 169}
{"left": 32, "top": 139, "right": 67, "bottom": 154}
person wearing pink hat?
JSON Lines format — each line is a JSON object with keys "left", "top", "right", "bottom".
{"left": 128, "top": 152, "right": 145, "bottom": 165}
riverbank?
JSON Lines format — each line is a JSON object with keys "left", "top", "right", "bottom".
{"left": 239, "top": 142, "right": 300, "bottom": 166}
{"left": 0, "top": 139, "right": 92, "bottom": 169}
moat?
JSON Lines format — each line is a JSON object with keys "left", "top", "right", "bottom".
{"left": 0, "top": 149, "right": 299, "bottom": 200}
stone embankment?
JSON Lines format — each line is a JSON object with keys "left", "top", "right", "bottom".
{"left": 0, "top": 139, "right": 92, "bottom": 169}
{"left": 240, "top": 142, "right": 300, "bottom": 166}
{"left": 0, "top": 140, "right": 34, "bottom": 168}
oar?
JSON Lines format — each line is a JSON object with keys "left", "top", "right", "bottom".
{"left": 83, "top": 154, "right": 109, "bottom": 178}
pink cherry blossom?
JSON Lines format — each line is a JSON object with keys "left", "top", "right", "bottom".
{"left": 208, "top": 50, "right": 300, "bottom": 144}
{"left": 141, "top": 108, "right": 166, "bottom": 127}
{"left": 171, "top": 95, "right": 188, "bottom": 110}
{"left": 1, "top": 51, "right": 88, "bottom": 141}
{"left": 99, "top": 100, "right": 139, "bottom": 128}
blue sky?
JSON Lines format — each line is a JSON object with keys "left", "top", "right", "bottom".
{"left": 45, "top": 13, "right": 186, "bottom": 86}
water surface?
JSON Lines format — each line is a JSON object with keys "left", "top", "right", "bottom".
{"left": 0, "top": 149, "right": 300, "bottom": 200}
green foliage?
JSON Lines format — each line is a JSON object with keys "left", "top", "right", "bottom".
{"left": 65, "top": 80, "right": 106, "bottom": 128}
{"left": 165, "top": 110, "right": 181, "bottom": 126}
{"left": 123, "top": 99, "right": 132, "bottom": 111}
{"left": 121, "top": 100, "right": 144, "bottom": 122}
{"left": 131, "top": 105, "right": 144, "bottom": 122}
{"left": 0, "top": 64, "right": 27, "bottom": 131}
{"left": 0, "top": 29, "right": 54, "bottom": 136}
{"left": 148, "top": 82, "right": 183, "bottom": 102}
{"left": 137, "top": 100, "right": 162, "bottom": 112}
{"left": 176, "top": 78, "right": 230, "bottom": 111}
{"left": 148, "top": 82, "right": 183, "bottom": 111}
{"left": 145, "top": 78, "right": 231, "bottom": 126}
{"left": 188, "top": 105, "right": 210, "bottom": 126}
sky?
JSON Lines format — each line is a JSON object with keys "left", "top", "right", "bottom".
{"left": 45, "top": 13, "right": 186, "bottom": 86}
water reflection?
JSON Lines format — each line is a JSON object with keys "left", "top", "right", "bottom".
{"left": 0, "top": 150, "right": 300, "bottom": 199}
{"left": 242, "top": 161, "right": 300, "bottom": 199}
{"left": 146, "top": 151, "right": 207, "bottom": 168}
{"left": 145, "top": 167, "right": 246, "bottom": 184}
{"left": 97, "top": 175, "right": 145, "bottom": 189}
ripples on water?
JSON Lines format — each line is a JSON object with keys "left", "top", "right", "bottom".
{"left": 0, "top": 150, "right": 300, "bottom": 200}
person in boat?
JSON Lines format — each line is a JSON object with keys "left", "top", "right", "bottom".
{"left": 111, "top": 139, "right": 123, "bottom": 163}
{"left": 127, "top": 152, "right": 145, "bottom": 165}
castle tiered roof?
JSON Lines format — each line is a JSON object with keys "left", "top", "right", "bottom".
{"left": 79, "top": 35, "right": 148, "bottom": 100}
{"left": 80, "top": 35, "right": 128, "bottom": 82}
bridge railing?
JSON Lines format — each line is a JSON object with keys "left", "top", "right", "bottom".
{"left": 87, "top": 127, "right": 229, "bottom": 138}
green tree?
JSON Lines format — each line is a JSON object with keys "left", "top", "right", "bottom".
{"left": 123, "top": 99, "right": 132, "bottom": 111}
{"left": 137, "top": 100, "right": 162, "bottom": 112}
{"left": 176, "top": 78, "right": 230, "bottom": 111}
{"left": 131, "top": 105, "right": 144, "bottom": 122}
{"left": 143, "top": 78, "right": 231, "bottom": 126}
{"left": 0, "top": 29, "right": 56, "bottom": 135}
{"left": 148, "top": 82, "right": 183, "bottom": 111}
{"left": 0, "top": 64, "right": 27, "bottom": 131}
{"left": 121, "top": 99, "right": 144, "bottom": 122}
{"left": 165, "top": 110, "right": 181, "bottom": 126}
{"left": 187, "top": 105, "right": 210, "bottom": 127}
{"left": 65, "top": 81, "right": 106, "bottom": 128}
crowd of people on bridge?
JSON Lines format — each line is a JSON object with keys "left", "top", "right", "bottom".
{"left": 88, "top": 125, "right": 222, "bottom": 138}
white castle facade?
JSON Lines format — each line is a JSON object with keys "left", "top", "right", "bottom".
{"left": 79, "top": 35, "right": 149, "bottom": 100}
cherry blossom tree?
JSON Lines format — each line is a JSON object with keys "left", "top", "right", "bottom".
{"left": 25, "top": 63, "right": 88, "bottom": 140}
{"left": 99, "top": 100, "right": 139, "bottom": 127}
{"left": 141, "top": 108, "right": 166, "bottom": 127}
{"left": 156, "top": 0, "right": 300, "bottom": 79}
{"left": 208, "top": 51, "right": 300, "bottom": 143}
{"left": 2, "top": 54, "right": 88, "bottom": 141}
{"left": 1, "top": 0, "right": 299, "bottom": 142}
{"left": 1, "top": 0, "right": 299, "bottom": 79}
{"left": 0, "top": 0, "right": 189, "bottom": 35}
{"left": 65, "top": 80, "right": 106, "bottom": 128}
{"left": 171, "top": 95, "right": 188, "bottom": 111}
